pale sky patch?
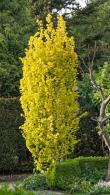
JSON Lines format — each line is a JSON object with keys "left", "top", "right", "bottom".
{"left": 77, "top": 0, "right": 87, "bottom": 8}
{"left": 53, "top": 0, "right": 87, "bottom": 16}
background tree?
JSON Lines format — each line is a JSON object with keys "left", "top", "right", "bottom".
{"left": 71, "top": 0, "right": 110, "bottom": 66}
{"left": 20, "top": 14, "right": 80, "bottom": 172}
{"left": 0, "top": 0, "right": 36, "bottom": 97}
{"left": 87, "top": 59, "right": 110, "bottom": 180}
{"left": 29, "top": 0, "right": 80, "bottom": 20}
{"left": 70, "top": 0, "right": 110, "bottom": 156}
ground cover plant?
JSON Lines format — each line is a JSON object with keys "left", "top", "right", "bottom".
{"left": 89, "top": 181, "right": 110, "bottom": 194}
{"left": 46, "top": 156, "right": 108, "bottom": 187}
{"left": 20, "top": 156, "right": 108, "bottom": 194}
{"left": 22, "top": 173, "right": 48, "bottom": 191}
{"left": 0, "top": 184, "right": 35, "bottom": 195}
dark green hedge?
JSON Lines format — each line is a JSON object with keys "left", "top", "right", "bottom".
{"left": 0, "top": 97, "right": 33, "bottom": 174}
{"left": 46, "top": 158, "right": 81, "bottom": 189}
{"left": 46, "top": 156, "right": 108, "bottom": 190}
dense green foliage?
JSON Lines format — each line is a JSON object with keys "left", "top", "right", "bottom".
{"left": 21, "top": 157, "right": 109, "bottom": 193}
{"left": 22, "top": 174, "right": 48, "bottom": 191}
{"left": 46, "top": 158, "right": 81, "bottom": 189}
{"left": 90, "top": 184, "right": 110, "bottom": 194}
{"left": 0, "top": 97, "right": 33, "bottom": 173}
{"left": 0, "top": 0, "right": 36, "bottom": 97}
{"left": 70, "top": 0, "right": 110, "bottom": 156}
{"left": 0, "top": 0, "right": 110, "bottom": 179}
{"left": 72, "top": 0, "right": 110, "bottom": 107}
{"left": 20, "top": 14, "right": 80, "bottom": 172}
{"left": 74, "top": 112, "right": 103, "bottom": 157}
{"left": 46, "top": 157, "right": 108, "bottom": 190}
{"left": 72, "top": 0, "right": 110, "bottom": 63}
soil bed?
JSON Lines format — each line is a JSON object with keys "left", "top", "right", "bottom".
{"left": 0, "top": 173, "right": 31, "bottom": 183}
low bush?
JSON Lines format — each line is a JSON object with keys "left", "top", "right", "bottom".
{"left": 46, "top": 156, "right": 108, "bottom": 192}
{"left": 22, "top": 173, "right": 48, "bottom": 191}
{"left": 89, "top": 181, "right": 110, "bottom": 194}
{"left": 89, "top": 185, "right": 110, "bottom": 194}
{"left": 78, "top": 156, "right": 108, "bottom": 182}
{"left": 46, "top": 159, "right": 81, "bottom": 189}
{"left": 69, "top": 178, "right": 92, "bottom": 194}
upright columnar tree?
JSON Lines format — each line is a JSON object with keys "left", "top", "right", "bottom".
{"left": 20, "top": 14, "right": 80, "bottom": 172}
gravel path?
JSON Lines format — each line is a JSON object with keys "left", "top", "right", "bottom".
{"left": 0, "top": 183, "right": 66, "bottom": 195}
{"left": 35, "top": 190, "right": 66, "bottom": 195}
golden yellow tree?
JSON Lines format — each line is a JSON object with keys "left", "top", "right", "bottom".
{"left": 20, "top": 14, "right": 80, "bottom": 173}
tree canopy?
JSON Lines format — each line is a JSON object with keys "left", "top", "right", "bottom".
{"left": 0, "top": 0, "right": 36, "bottom": 96}
{"left": 20, "top": 14, "right": 80, "bottom": 172}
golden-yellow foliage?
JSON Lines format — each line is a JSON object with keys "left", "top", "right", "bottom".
{"left": 20, "top": 14, "right": 80, "bottom": 173}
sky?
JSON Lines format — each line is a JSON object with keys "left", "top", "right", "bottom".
{"left": 54, "top": 0, "right": 87, "bottom": 15}
{"left": 77, "top": 0, "right": 87, "bottom": 7}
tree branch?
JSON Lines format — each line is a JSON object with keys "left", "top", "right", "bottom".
{"left": 88, "top": 61, "right": 105, "bottom": 100}
{"left": 100, "top": 95, "right": 110, "bottom": 119}
{"left": 102, "top": 116, "right": 110, "bottom": 123}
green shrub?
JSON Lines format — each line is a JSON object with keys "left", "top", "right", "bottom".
{"left": 0, "top": 184, "right": 35, "bottom": 195}
{"left": 89, "top": 186, "right": 110, "bottom": 194}
{"left": 46, "top": 156, "right": 108, "bottom": 191}
{"left": 46, "top": 159, "right": 81, "bottom": 189}
{"left": 78, "top": 156, "right": 108, "bottom": 182}
{"left": 22, "top": 174, "right": 48, "bottom": 191}
{"left": 0, "top": 97, "right": 33, "bottom": 174}
{"left": 89, "top": 181, "right": 110, "bottom": 194}
{"left": 69, "top": 179, "right": 92, "bottom": 194}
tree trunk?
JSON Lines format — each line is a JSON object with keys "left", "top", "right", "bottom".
{"left": 97, "top": 97, "right": 110, "bottom": 181}
{"left": 85, "top": 57, "right": 110, "bottom": 181}
{"left": 106, "top": 153, "right": 110, "bottom": 181}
